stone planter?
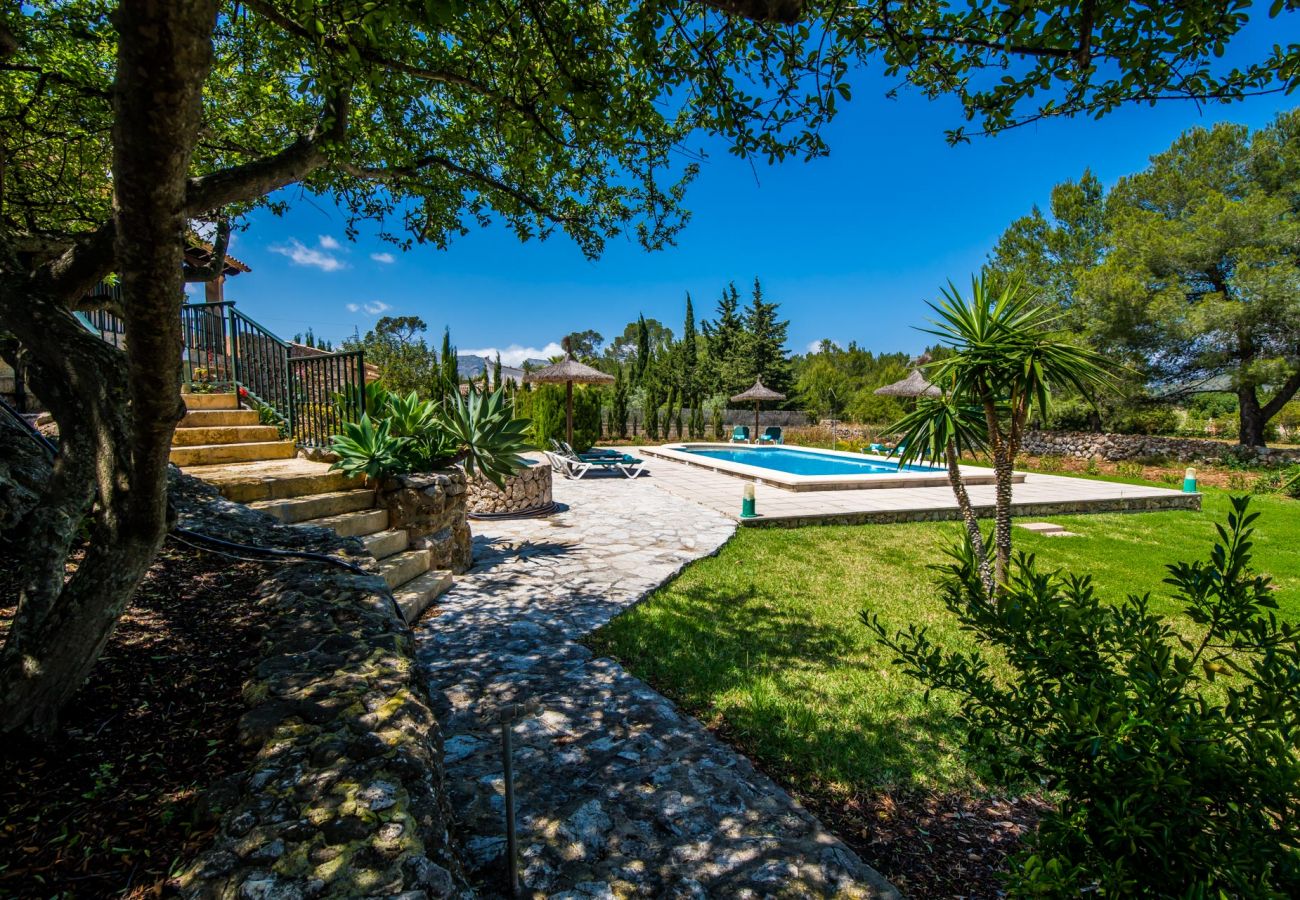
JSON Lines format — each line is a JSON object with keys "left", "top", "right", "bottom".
{"left": 379, "top": 469, "right": 473, "bottom": 574}
{"left": 466, "top": 460, "right": 554, "bottom": 518}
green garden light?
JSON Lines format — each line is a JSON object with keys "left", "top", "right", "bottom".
{"left": 741, "top": 482, "right": 757, "bottom": 518}
{"left": 1183, "top": 467, "right": 1197, "bottom": 493}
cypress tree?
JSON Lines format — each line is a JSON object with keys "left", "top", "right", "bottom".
{"left": 635, "top": 314, "right": 650, "bottom": 384}
{"left": 492, "top": 352, "right": 502, "bottom": 389}
{"left": 440, "top": 327, "right": 458, "bottom": 400}
{"left": 613, "top": 366, "right": 629, "bottom": 439}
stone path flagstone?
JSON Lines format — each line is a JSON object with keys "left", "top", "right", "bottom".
{"left": 414, "top": 474, "right": 899, "bottom": 898}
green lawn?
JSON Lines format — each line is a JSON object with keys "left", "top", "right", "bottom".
{"left": 587, "top": 489, "right": 1300, "bottom": 799}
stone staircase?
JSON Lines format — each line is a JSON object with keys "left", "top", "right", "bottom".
{"left": 173, "top": 392, "right": 452, "bottom": 623}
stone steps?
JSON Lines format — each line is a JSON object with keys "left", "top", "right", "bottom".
{"left": 182, "top": 392, "right": 238, "bottom": 410}
{"left": 180, "top": 409, "right": 260, "bottom": 428}
{"left": 379, "top": 549, "right": 433, "bottom": 591}
{"left": 361, "top": 528, "right": 409, "bottom": 560}
{"left": 182, "top": 460, "right": 362, "bottom": 503}
{"left": 301, "top": 507, "right": 389, "bottom": 537}
{"left": 392, "top": 568, "right": 453, "bottom": 623}
{"left": 170, "top": 440, "right": 297, "bottom": 467}
{"left": 250, "top": 488, "right": 375, "bottom": 524}
{"left": 171, "top": 424, "right": 283, "bottom": 447}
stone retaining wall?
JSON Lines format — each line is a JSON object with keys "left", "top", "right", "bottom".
{"left": 1022, "top": 430, "right": 1300, "bottom": 465}
{"left": 380, "top": 470, "right": 473, "bottom": 574}
{"left": 466, "top": 461, "right": 553, "bottom": 516}
{"left": 170, "top": 473, "right": 466, "bottom": 899}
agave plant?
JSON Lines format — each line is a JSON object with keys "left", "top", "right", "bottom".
{"left": 439, "top": 388, "right": 532, "bottom": 488}
{"left": 329, "top": 414, "right": 407, "bottom": 494}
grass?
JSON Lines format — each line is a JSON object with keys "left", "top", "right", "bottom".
{"left": 587, "top": 488, "right": 1300, "bottom": 799}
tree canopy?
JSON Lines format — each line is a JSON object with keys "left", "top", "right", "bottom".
{"left": 990, "top": 109, "right": 1300, "bottom": 446}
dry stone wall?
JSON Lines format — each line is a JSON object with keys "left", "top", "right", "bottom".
{"left": 380, "top": 470, "right": 473, "bottom": 574}
{"left": 466, "top": 461, "right": 553, "bottom": 516}
{"left": 169, "top": 472, "right": 466, "bottom": 899}
{"left": 1022, "top": 430, "right": 1300, "bottom": 465}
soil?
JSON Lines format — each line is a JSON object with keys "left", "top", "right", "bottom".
{"left": 804, "top": 786, "right": 1052, "bottom": 899}
{"left": 0, "top": 540, "right": 272, "bottom": 899}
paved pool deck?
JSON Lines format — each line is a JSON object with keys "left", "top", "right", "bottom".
{"left": 627, "top": 447, "right": 1199, "bottom": 526}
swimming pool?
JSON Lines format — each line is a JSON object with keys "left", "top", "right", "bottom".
{"left": 643, "top": 443, "right": 1011, "bottom": 492}
{"left": 679, "top": 445, "right": 942, "bottom": 476}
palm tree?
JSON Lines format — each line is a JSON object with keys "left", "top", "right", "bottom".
{"left": 893, "top": 275, "right": 1112, "bottom": 592}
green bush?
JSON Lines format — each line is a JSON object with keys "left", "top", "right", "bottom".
{"left": 1108, "top": 405, "right": 1178, "bottom": 435}
{"left": 865, "top": 497, "right": 1300, "bottom": 897}
{"left": 571, "top": 387, "right": 603, "bottom": 452}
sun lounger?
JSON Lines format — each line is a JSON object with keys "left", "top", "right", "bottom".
{"left": 757, "top": 426, "right": 783, "bottom": 445}
{"left": 730, "top": 426, "right": 750, "bottom": 443}
{"left": 546, "top": 448, "right": 645, "bottom": 479}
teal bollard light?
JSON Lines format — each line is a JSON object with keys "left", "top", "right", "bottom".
{"left": 1183, "top": 467, "right": 1197, "bottom": 493}
{"left": 741, "top": 482, "right": 757, "bottom": 518}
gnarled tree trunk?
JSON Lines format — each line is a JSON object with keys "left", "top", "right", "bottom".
{"left": 0, "top": 0, "right": 218, "bottom": 738}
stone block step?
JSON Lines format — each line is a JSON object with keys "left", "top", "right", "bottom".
{"left": 183, "top": 459, "right": 363, "bottom": 503}
{"left": 250, "top": 489, "right": 374, "bottom": 525}
{"left": 183, "top": 392, "right": 238, "bottom": 410}
{"left": 170, "top": 440, "right": 297, "bottom": 467}
{"left": 180, "top": 408, "right": 260, "bottom": 427}
{"left": 379, "top": 549, "right": 432, "bottom": 590}
{"left": 171, "top": 424, "right": 282, "bottom": 447}
{"left": 361, "top": 528, "right": 409, "bottom": 560}
{"left": 299, "top": 507, "right": 389, "bottom": 538}
{"left": 392, "top": 569, "right": 453, "bottom": 624}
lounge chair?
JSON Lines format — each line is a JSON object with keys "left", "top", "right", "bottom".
{"left": 546, "top": 448, "right": 646, "bottom": 480}
{"left": 729, "top": 425, "right": 750, "bottom": 443}
{"left": 757, "top": 426, "right": 783, "bottom": 445}
{"left": 556, "top": 439, "right": 622, "bottom": 460}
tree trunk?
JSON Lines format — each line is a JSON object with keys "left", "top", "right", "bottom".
{"left": 0, "top": 0, "right": 217, "bottom": 738}
{"left": 991, "top": 446, "right": 1016, "bottom": 589}
{"left": 1239, "top": 384, "right": 1267, "bottom": 448}
{"left": 944, "top": 439, "right": 993, "bottom": 596}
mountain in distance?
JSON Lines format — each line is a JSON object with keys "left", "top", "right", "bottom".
{"left": 456, "top": 354, "right": 549, "bottom": 378}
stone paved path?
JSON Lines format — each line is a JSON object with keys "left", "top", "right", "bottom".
{"left": 413, "top": 474, "right": 898, "bottom": 898}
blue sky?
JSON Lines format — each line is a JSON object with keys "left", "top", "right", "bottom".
{"left": 220, "top": 25, "right": 1299, "bottom": 365}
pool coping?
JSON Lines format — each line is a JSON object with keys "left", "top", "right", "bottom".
{"left": 643, "top": 442, "right": 1024, "bottom": 492}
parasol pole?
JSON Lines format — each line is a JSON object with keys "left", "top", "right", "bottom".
{"left": 566, "top": 380, "right": 574, "bottom": 446}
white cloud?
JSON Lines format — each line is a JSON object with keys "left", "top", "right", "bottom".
{"left": 318, "top": 235, "right": 341, "bottom": 250}
{"left": 461, "top": 342, "right": 564, "bottom": 367}
{"left": 806, "top": 339, "right": 839, "bottom": 354}
{"left": 370, "top": 252, "right": 395, "bottom": 264}
{"left": 345, "top": 301, "right": 392, "bottom": 316}
{"left": 270, "top": 237, "right": 347, "bottom": 272}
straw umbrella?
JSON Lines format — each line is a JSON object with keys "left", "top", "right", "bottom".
{"left": 873, "top": 368, "right": 941, "bottom": 399}
{"left": 731, "top": 377, "right": 786, "bottom": 439}
{"left": 524, "top": 349, "right": 615, "bottom": 445}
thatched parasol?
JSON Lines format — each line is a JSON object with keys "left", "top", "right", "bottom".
{"left": 874, "top": 369, "right": 941, "bottom": 399}
{"left": 731, "top": 378, "right": 786, "bottom": 439}
{"left": 524, "top": 349, "right": 614, "bottom": 445}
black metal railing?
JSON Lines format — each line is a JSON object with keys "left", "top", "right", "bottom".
{"left": 180, "top": 301, "right": 235, "bottom": 387}
{"left": 229, "top": 307, "right": 291, "bottom": 420}
{"left": 289, "top": 350, "right": 367, "bottom": 448}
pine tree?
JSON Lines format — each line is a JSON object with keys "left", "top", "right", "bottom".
{"left": 493, "top": 352, "right": 502, "bottom": 389}
{"left": 702, "top": 282, "right": 744, "bottom": 395}
{"left": 741, "top": 277, "right": 793, "bottom": 397}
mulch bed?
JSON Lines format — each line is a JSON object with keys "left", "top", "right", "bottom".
{"left": 0, "top": 540, "right": 272, "bottom": 898}
{"left": 805, "top": 786, "right": 1052, "bottom": 899}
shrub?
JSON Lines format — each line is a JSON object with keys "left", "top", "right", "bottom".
{"left": 1109, "top": 405, "right": 1178, "bottom": 435}
{"left": 865, "top": 498, "right": 1300, "bottom": 897}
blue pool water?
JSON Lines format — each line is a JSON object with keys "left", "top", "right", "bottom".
{"left": 677, "top": 446, "right": 941, "bottom": 477}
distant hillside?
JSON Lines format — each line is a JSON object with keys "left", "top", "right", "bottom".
{"left": 457, "top": 354, "right": 548, "bottom": 378}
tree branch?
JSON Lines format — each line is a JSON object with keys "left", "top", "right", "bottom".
{"left": 1261, "top": 367, "right": 1300, "bottom": 422}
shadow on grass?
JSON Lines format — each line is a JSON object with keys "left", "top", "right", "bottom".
{"left": 589, "top": 578, "right": 973, "bottom": 793}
